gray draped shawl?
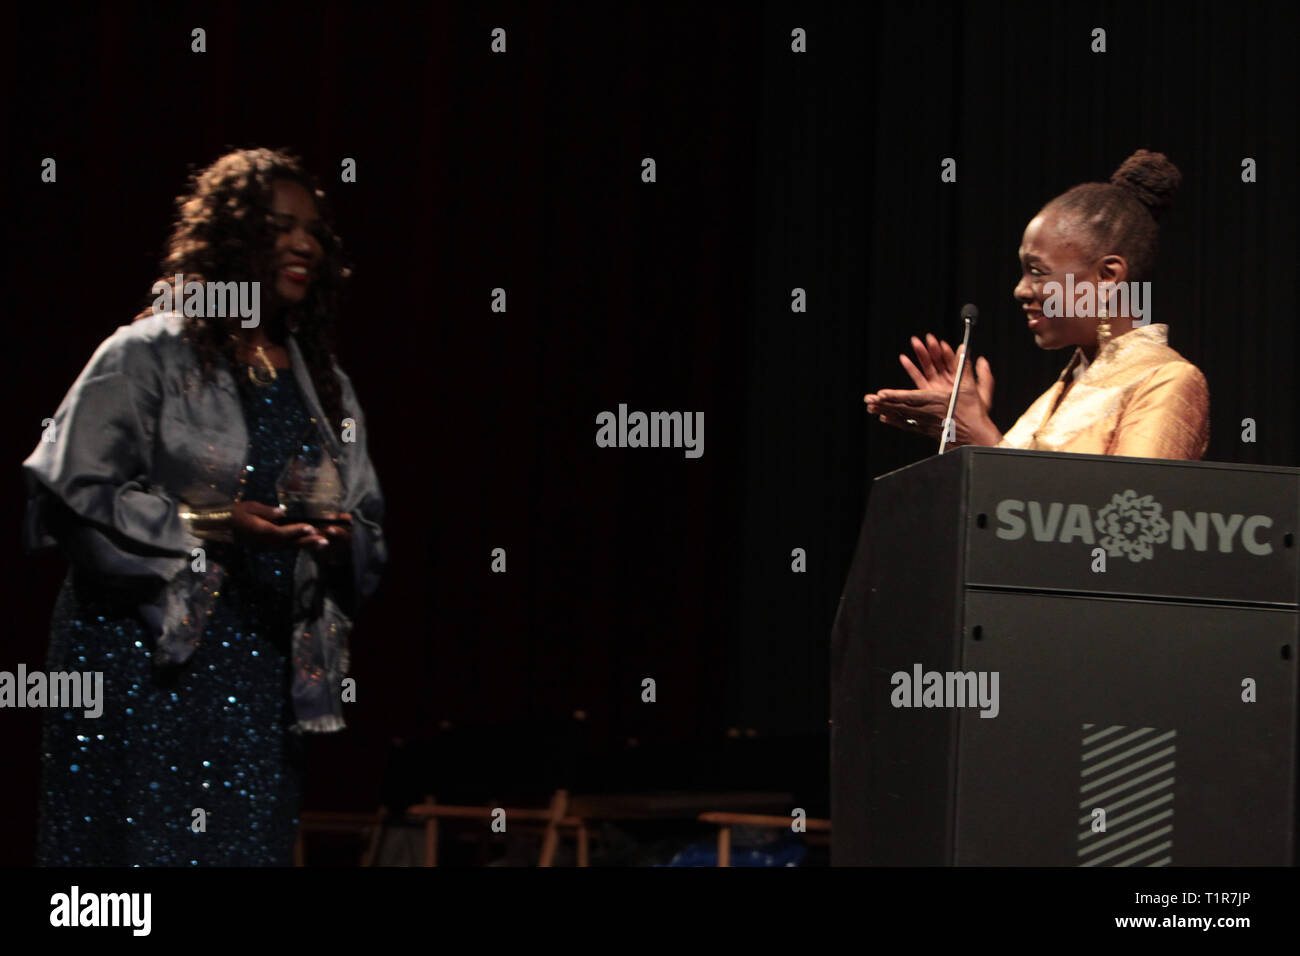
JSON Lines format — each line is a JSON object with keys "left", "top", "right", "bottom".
{"left": 22, "top": 312, "right": 386, "bottom": 733}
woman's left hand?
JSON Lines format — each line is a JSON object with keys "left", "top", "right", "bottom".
{"left": 867, "top": 387, "right": 957, "bottom": 439}
{"left": 303, "top": 513, "right": 352, "bottom": 564}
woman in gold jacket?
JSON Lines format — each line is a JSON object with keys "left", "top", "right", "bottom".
{"left": 866, "top": 149, "right": 1209, "bottom": 461}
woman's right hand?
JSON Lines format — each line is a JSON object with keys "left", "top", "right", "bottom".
{"left": 233, "top": 501, "right": 329, "bottom": 550}
{"left": 864, "top": 333, "right": 1000, "bottom": 446}
{"left": 897, "top": 333, "right": 994, "bottom": 409}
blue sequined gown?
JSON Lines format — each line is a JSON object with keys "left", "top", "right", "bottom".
{"left": 36, "top": 363, "right": 317, "bottom": 866}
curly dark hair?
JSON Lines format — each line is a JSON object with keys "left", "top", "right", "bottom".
{"left": 1044, "top": 149, "right": 1183, "bottom": 282}
{"left": 134, "top": 147, "right": 353, "bottom": 427}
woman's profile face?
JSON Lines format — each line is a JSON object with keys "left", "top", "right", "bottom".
{"left": 264, "top": 178, "right": 325, "bottom": 307}
{"left": 1013, "top": 207, "right": 1102, "bottom": 351}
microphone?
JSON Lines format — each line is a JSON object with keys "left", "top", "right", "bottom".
{"left": 938, "top": 303, "right": 978, "bottom": 455}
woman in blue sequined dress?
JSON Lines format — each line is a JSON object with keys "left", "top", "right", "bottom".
{"left": 22, "top": 149, "right": 386, "bottom": 866}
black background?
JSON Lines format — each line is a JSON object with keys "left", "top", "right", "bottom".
{"left": 3, "top": 0, "right": 1297, "bottom": 865}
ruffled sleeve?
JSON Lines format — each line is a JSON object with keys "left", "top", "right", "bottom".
{"left": 22, "top": 323, "right": 201, "bottom": 590}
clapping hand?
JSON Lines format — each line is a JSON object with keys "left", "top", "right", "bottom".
{"left": 864, "top": 333, "right": 998, "bottom": 447}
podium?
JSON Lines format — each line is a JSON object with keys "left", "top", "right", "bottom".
{"left": 830, "top": 447, "right": 1300, "bottom": 865}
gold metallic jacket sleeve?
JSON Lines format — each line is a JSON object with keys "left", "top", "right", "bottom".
{"left": 1111, "top": 363, "right": 1210, "bottom": 460}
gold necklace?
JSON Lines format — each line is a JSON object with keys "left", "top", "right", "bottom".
{"left": 248, "top": 345, "right": 279, "bottom": 386}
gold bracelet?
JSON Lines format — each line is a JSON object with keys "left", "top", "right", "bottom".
{"left": 178, "top": 504, "right": 236, "bottom": 544}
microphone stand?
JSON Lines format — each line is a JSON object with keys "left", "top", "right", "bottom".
{"left": 938, "top": 314, "right": 976, "bottom": 456}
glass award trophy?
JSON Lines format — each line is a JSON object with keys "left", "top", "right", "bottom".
{"left": 275, "top": 426, "right": 347, "bottom": 526}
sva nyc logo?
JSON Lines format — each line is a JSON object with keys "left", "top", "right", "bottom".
{"left": 994, "top": 489, "right": 1275, "bottom": 563}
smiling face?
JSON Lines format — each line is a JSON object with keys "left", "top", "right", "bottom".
{"left": 1013, "top": 207, "right": 1108, "bottom": 351}
{"left": 264, "top": 178, "right": 325, "bottom": 307}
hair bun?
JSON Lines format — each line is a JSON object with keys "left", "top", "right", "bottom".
{"left": 1110, "top": 149, "right": 1182, "bottom": 220}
